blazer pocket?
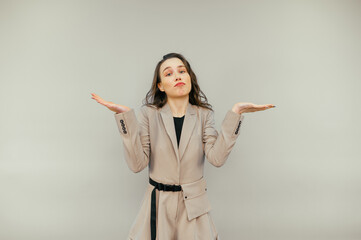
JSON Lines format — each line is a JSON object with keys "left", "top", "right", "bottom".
{"left": 181, "top": 177, "right": 212, "bottom": 221}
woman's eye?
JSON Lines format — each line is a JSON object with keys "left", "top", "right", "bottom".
{"left": 165, "top": 70, "right": 185, "bottom": 76}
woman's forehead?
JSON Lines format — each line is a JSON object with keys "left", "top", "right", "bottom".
{"left": 160, "top": 58, "right": 184, "bottom": 72}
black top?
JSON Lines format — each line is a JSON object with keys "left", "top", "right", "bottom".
{"left": 173, "top": 115, "right": 185, "bottom": 148}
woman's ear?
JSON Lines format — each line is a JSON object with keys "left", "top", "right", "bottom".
{"left": 158, "top": 82, "right": 164, "bottom": 92}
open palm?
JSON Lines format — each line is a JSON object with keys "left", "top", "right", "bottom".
{"left": 232, "top": 102, "right": 275, "bottom": 114}
{"left": 91, "top": 93, "right": 131, "bottom": 114}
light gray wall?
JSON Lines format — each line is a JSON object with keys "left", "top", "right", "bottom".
{"left": 1, "top": 0, "right": 360, "bottom": 239}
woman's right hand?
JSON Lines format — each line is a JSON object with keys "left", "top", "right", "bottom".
{"left": 91, "top": 93, "right": 131, "bottom": 114}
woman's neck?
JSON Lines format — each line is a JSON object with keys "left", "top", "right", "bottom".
{"left": 167, "top": 97, "right": 189, "bottom": 117}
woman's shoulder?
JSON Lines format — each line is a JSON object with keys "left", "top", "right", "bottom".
{"left": 139, "top": 104, "right": 158, "bottom": 116}
{"left": 193, "top": 105, "right": 214, "bottom": 126}
{"left": 196, "top": 105, "right": 213, "bottom": 116}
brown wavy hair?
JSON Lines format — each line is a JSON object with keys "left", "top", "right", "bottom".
{"left": 142, "top": 53, "right": 213, "bottom": 111}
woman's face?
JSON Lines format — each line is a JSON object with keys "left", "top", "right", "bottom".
{"left": 158, "top": 57, "right": 192, "bottom": 99}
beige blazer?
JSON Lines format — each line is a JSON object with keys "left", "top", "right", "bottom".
{"left": 114, "top": 101, "right": 244, "bottom": 239}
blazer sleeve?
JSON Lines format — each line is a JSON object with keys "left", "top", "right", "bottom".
{"left": 203, "top": 109, "right": 244, "bottom": 167}
{"left": 114, "top": 106, "right": 150, "bottom": 173}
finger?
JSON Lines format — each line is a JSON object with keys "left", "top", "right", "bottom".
{"left": 91, "top": 93, "right": 105, "bottom": 101}
{"left": 253, "top": 105, "right": 268, "bottom": 109}
{"left": 260, "top": 104, "right": 272, "bottom": 109}
{"left": 93, "top": 95, "right": 106, "bottom": 104}
{"left": 257, "top": 104, "right": 268, "bottom": 108}
{"left": 91, "top": 93, "right": 99, "bottom": 98}
{"left": 98, "top": 100, "right": 107, "bottom": 106}
{"left": 250, "top": 106, "right": 268, "bottom": 112}
{"left": 93, "top": 97, "right": 107, "bottom": 105}
{"left": 92, "top": 94, "right": 101, "bottom": 100}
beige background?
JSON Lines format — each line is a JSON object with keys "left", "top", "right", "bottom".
{"left": 1, "top": 0, "right": 361, "bottom": 239}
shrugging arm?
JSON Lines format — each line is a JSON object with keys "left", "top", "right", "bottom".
{"left": 203, "top": 109, "right": 244, "bottom": 167}
{"left": 114, "top": 106, "right": 150, "bottom": 173}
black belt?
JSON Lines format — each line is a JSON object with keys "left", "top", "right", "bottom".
{"left": 149, "top": 177, "right": 182, "bottom": 240}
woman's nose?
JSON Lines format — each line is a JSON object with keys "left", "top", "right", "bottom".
{"left": 174, "top": 73, "right": 181, "bottom": 80}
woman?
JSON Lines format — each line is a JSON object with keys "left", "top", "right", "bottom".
{"left": 91, "top": 52, "right": 275, "bottom": 239}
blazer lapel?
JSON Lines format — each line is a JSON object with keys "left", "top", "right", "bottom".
{"left": 160, "top": 102, "right": 197, "bottom": 162}
{"left": 160, "top": 103, "right": 179, "bottom": 161}
{"left": 179, "top": 103, "right": 197, "bottom": 161}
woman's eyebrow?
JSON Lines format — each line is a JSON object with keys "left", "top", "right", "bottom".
{"left": 162, "top": 65, "right": 185, "bottom": 73}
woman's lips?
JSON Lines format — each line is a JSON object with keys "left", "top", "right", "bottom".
{"left": 174, "top": 82, "right": 185, "bottom": 87}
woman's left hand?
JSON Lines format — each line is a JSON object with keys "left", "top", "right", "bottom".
{"left": 232, "top": 102, "right": 275, "bottom": 114}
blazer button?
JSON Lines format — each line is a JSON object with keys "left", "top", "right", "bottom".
{"left": 185, "top": 196, "right": 187, "bottom": 199}
{"left": 235, "top": 121, "right": 242, "bottom": 134}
